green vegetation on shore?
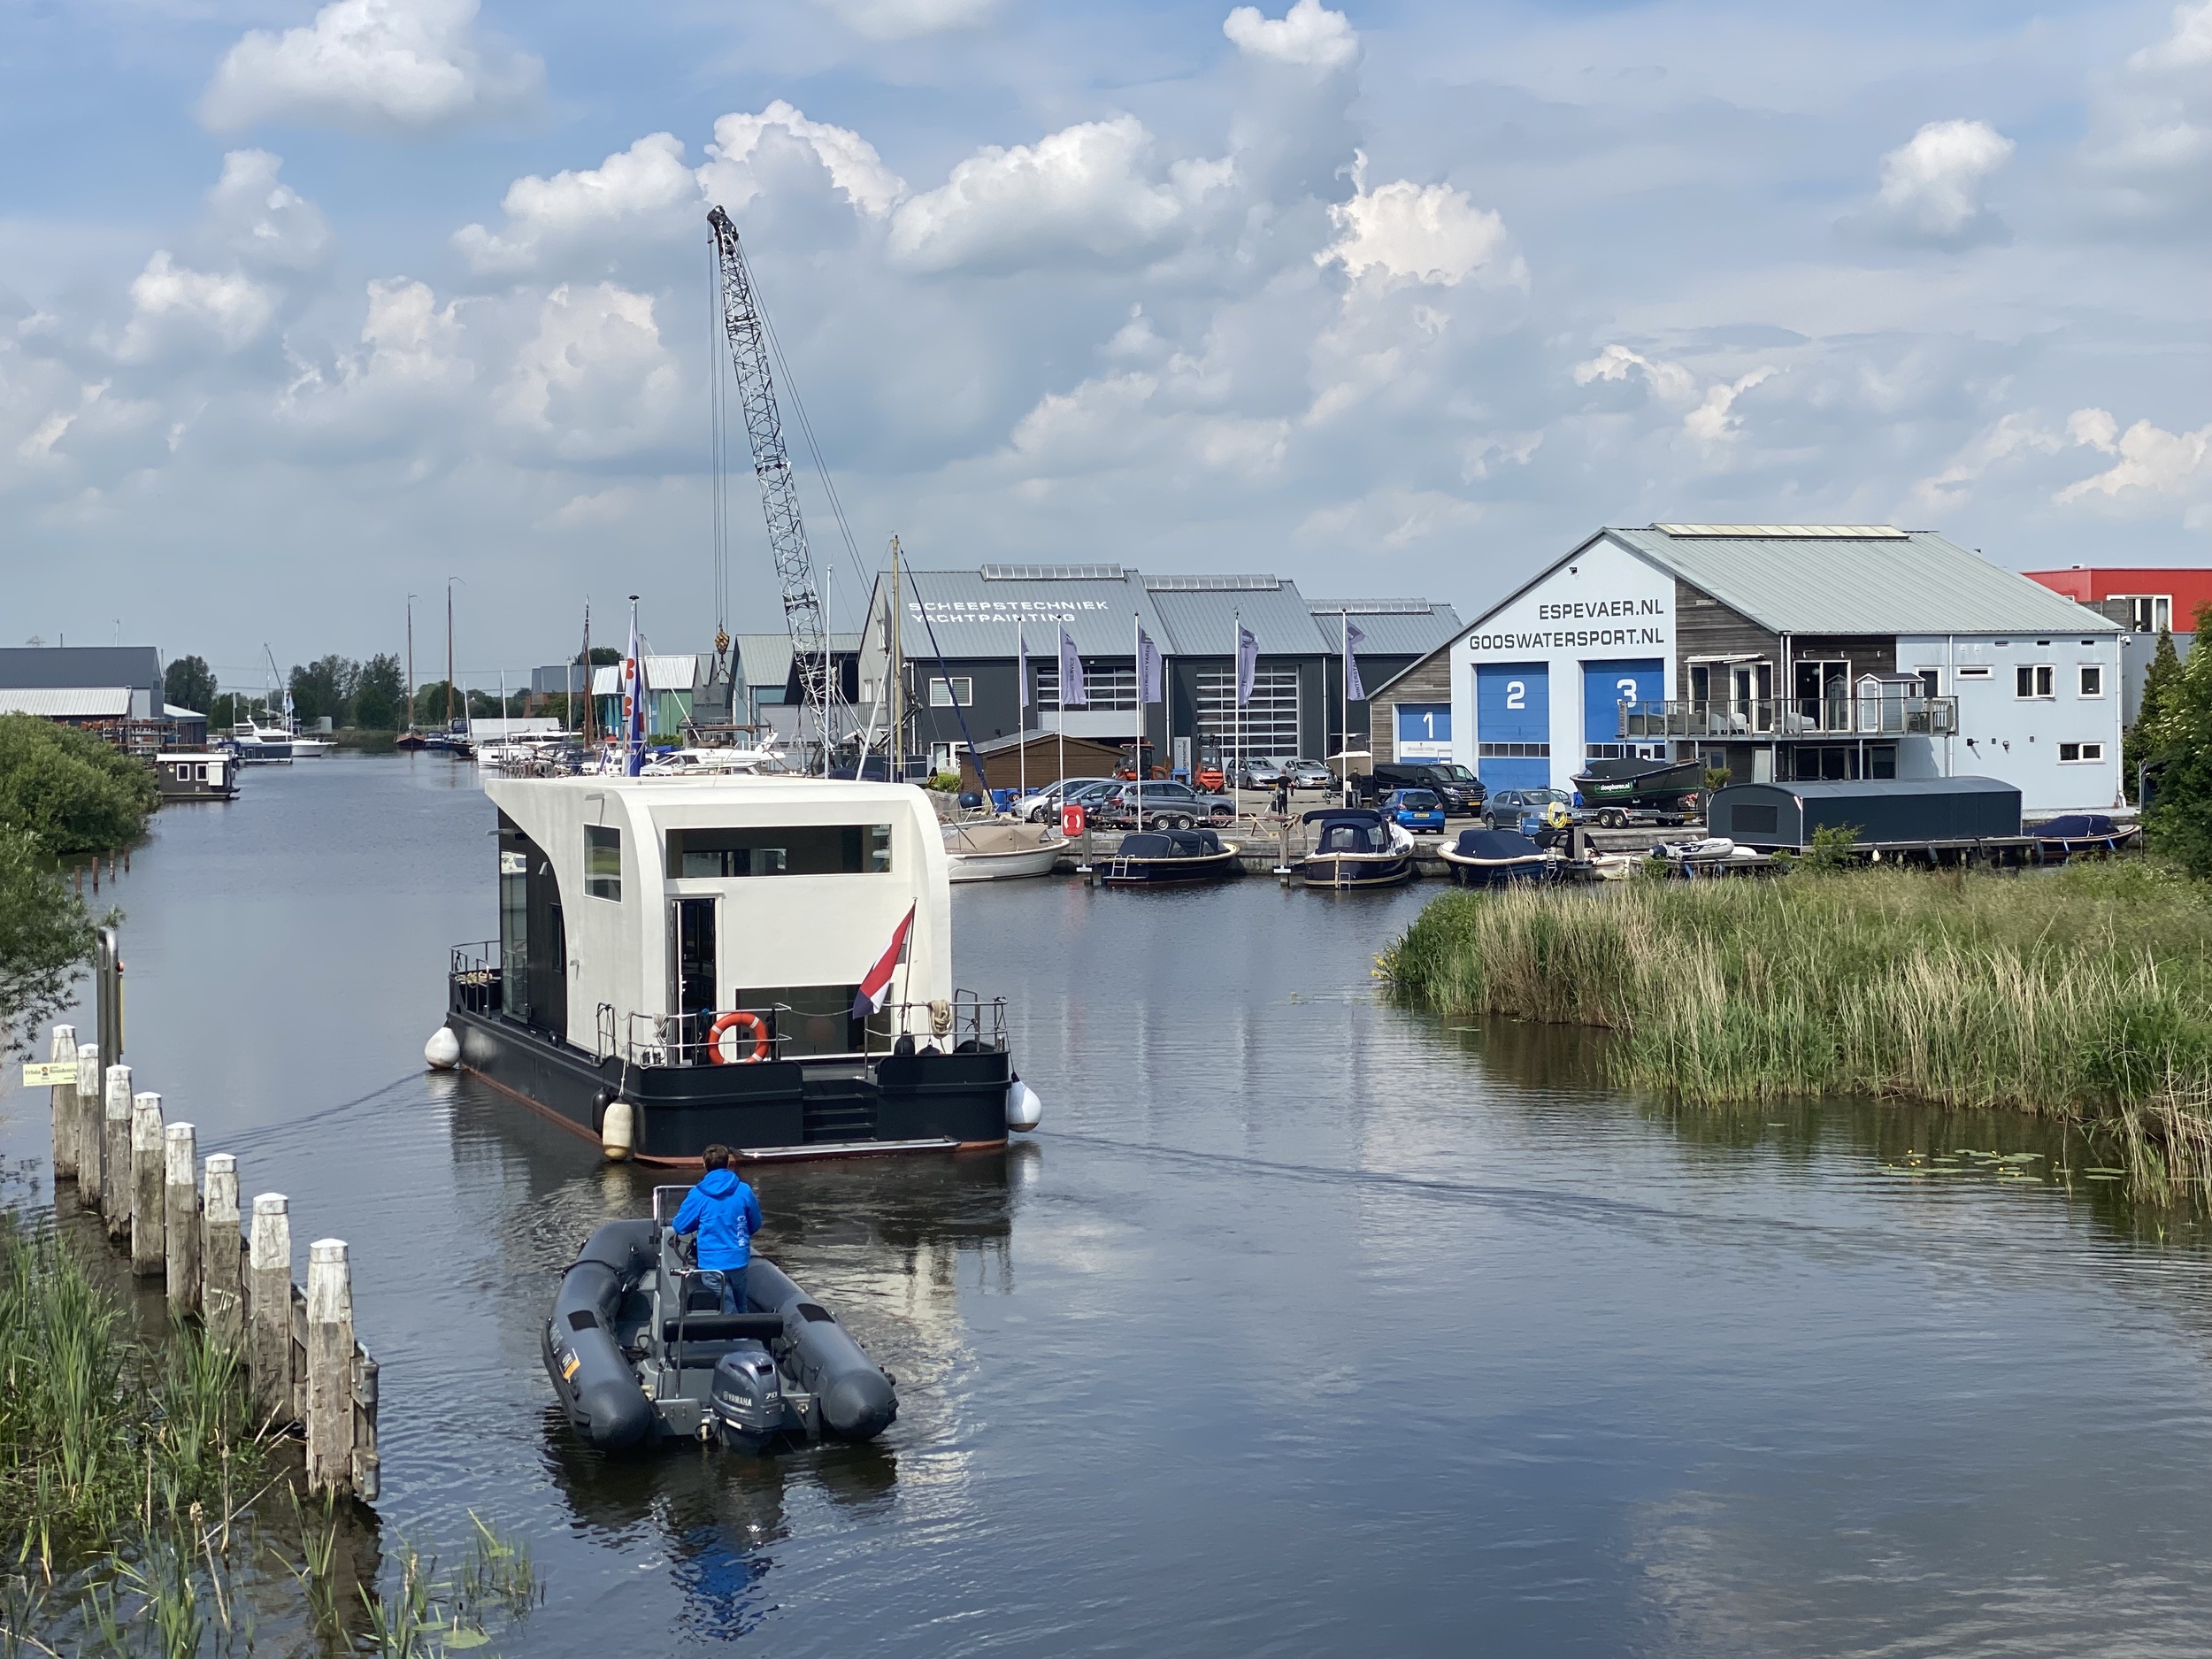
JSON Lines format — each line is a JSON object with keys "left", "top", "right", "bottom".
{"left": 1379, "top": 862, "right": 2212, "bottom": 1196}
{"left": 0, "top": 718, "right": 156, "bottom": 857}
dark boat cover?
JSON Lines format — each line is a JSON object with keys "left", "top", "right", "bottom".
{"left": 1452, "top": 828, "right": 1545, "bottom": 862}
{"left": 1310, "top": 818, "right": 1386, "bottom": 856}
{"left": 2036, "top": 814, "right": 2126, "bottom": 840}
{"left": 1304, "top": 806, "right": 1384, "bottom": 826}
{"left": 1118, "top": 827, "right": 1225, "bottom": 858}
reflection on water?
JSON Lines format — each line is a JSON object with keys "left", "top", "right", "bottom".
{"left": 12, "top": 757, "right": 2212, "bottom": 1655}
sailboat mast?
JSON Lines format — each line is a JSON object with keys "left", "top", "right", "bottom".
{"left": 888, "top": 535, "right": 902, "bottom": 781}
{"left": 445, "top": 581, "right": 456, "bottom": 730}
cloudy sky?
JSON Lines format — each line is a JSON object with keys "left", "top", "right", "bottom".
{"left": 4, "top": 0, "right": 2208, "bottom": 684}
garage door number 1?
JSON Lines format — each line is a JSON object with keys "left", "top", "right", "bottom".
{"left": 1505, "top": 680, "right": 1526, "bottom": 710}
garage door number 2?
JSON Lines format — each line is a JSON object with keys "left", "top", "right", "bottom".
{"left": 1505, "top": 680, "right": 1526, "bottom": 710}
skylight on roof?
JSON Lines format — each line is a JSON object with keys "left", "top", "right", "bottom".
{"left": 979, "top": 563, "right": 1125, "bottom": 580}
{"left": 1652, "top": 524, "right": 1909, "bottom": 539}
{"left": 1141, "top": 573, "right": 1281, "bottom": 591}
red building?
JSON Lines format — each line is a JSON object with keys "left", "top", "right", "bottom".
{"left": 2023, "top": 568, "right": 2212, "bottom": 634}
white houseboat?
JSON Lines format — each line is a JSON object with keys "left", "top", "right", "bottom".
{"left": 439, "top": 772, "right": 1038, "bottom": 1164}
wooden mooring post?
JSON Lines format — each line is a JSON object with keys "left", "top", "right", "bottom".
{"left": 29, "top": 1019, "right": 380, "bottom": 1503}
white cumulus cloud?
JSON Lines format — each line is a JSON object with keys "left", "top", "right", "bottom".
{"left": 200, "top": 0, "right": 541, "bottom": 134}
{"left": 454, "top": 133, "right": 698, "bottom": 275}
{"left": 2081, "top": 0, "right": 2212, "bottom": 220}
{"left": 2057, "top": 407, "right": 2212, "bottom": 503}
{"left": 889, "top": 115, "right": 1231, "bottom": 272}
{"left": 1318, "top": 157, "right": 1519, "bottom": 288}
{"left": 1573, "top": 344, "right": 1772, "bottom": 453}
{"left": 699, "top": 102, "right": 905, "bottom": 219}
{"left": 1223, "top": 0, "right": 1358, "bottom": 69}
{"left": 502, "top": 283, "right": 683, "bottom": 460}
{"left": 812, "top": 0, "right": 996, "bottom": 40}
{"left": 1870, "top": 119, "right": 2014, "bottom": 243}
{"left": 117, "top": 253, "right": 279, "bottom": 361}
{"left": 204, "top": 150, "right": 331, "bottom": 269}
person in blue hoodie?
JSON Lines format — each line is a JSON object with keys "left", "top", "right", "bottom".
{"left": 672, "top": 1144, "right": 763, "bottom": 1313}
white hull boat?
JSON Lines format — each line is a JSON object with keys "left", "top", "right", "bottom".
{"left": 942, "top": 820, "right": 1067, "bottom": 882}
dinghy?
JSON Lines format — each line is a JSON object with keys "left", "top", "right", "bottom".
{"left": 544, "top": 1189, "right": 896, "bottom": 1453}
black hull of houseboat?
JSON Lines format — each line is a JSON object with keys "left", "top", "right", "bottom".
{"left": 1101, "top": 850, "right": 1244, "bottom": 887}
{"left": 443, "top": 1005, "right": 1012, "bottom": 1165}
{"left": 1297, "top": 852, "right": 1417, "bottom": 890}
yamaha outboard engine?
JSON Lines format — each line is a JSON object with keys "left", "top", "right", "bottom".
{"left": 710, "top": 1342, "right": 784, "bottom": 1447}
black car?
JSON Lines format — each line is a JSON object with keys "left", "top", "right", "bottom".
{"left": 1362, "top": 761, "right": 1486, "bottom": 815}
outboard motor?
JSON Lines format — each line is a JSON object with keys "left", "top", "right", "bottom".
{"left": 710, "top": 1342, "right": 785, "bottom": 1447}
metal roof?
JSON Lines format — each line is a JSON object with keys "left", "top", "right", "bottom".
{"left": 1607, "top": 526, "right": 2121, "bottom": 636}
{"left": 1654, "top": 523, "right": 1909, "bottom": 539}
{"left": 1148, "top": 579, "right": 1331, "bottom": 657}
{"left": 1142, "top": 573, "right": 1281, "bottom": 592}
{"left": 0, "top": 687, "right": 132, "bottom": 718}
{"left": 979, "top": 563, "right": 1124, "bottom": 581}
{"left": 890, "top": 568, "right": 1168, "bottom": 657}
{"left": 0, "top": 646, "right": 162, "bottom": 693}
{"left": 1729, "top": 776, "right": 2019, "bottom": 800}
{"left": 1306, "top": 600, "right": 1466, "bottom": 657}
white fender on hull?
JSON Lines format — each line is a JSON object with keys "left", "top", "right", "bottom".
{"left": 601, "top": 1098, "right": 635, "bottom": 1161}
{"left": 424, "top": 1025, "right": 461, "bottom": 1070}
{"left": 1005, "top": 1077, "right": 1043, "bottom": 1133}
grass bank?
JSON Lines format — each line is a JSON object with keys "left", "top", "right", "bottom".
{"left": 1379, "top": 861, "right": 2212, "bottom": 1196}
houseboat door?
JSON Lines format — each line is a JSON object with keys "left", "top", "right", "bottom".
{"left": 674, "top": 896, "right": 718, "bottom": 1054}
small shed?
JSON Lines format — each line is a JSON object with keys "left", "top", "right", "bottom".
{"left": 1711, "top": 776, "right": 2023, "bottom": 849}
{"left": 957, "top": 731, "right": 1121, "bottom": 795}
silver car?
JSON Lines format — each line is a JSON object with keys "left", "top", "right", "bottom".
{"left": 1281, "top": 757, "right": 1333, "bottom": 789}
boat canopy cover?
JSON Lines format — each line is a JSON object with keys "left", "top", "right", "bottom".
{"left": 2036, "top": 814, "right": 2123, "bottom": 839}
{"left": 1453, "top": 828, "right": 1544, "bottom": 861}
{"left": 1303, "top": 807, "right": 1384, "bottom": 826}
{"left": 1311, "top": 818, "right": 1386, "bottom": 855}
{"left": 1118, "top": 828, "right": 1225, "bottom": 858}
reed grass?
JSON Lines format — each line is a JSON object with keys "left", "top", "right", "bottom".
{"left": 1379, "top": 860, "right": 2212, "bottom": 1196}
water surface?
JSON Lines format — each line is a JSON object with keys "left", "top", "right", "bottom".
{"left": 9, "top": 756, "right": 2212, "bottom": 1656}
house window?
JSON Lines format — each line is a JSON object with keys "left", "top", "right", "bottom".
{"left": 1955, "top": 665, "right": 1992, "bottom": 680}
{"left": 2058, "top": 742, "right": 2105, "bottom": 763}
{"left": 2078, "top": 664, "right": 2104, "bottom": 697}
{"left": 928, "top": 742, "right": 969, "bottom": 775}
{"left": 927, "top": 676, "right": 973, "bottom": 708}
{"left": 1916, "top": 670, "right": 1941, "bottom": 698}
{"left": 2114, "top": 595, "right": 2172, "bottom": 633}
{"left": 1037, "top": 666, "right": 1139, "bottom": 713}
{"left": 2015, "top": 664, "right": 2055, "bottom": 699}
{"left": 585, "top": 825, "right": 621, "bottom": 901}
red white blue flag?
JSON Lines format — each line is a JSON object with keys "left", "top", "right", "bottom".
{"left": 852, "top": 902, "right": 917, "bottom": 1019}
{"left": 622, "top": 609, "right": 645, "bottom": 777}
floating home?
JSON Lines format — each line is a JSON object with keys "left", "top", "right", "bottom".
{"left": 1709, "top": 776, "right": 2023, "bottom": 850}
{"left": 1364, "top": 526, "right": 2124, "bottom": 816}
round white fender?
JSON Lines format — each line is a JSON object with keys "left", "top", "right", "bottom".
{"left": 601, "top": 1098, "right": 635, "bottom": 1161}
{"left": 423, "top": 1025, "right": 461, "bottom": 1070}
{"left": 1005, "top": 1077, "right": 1043, "bottom": 1133}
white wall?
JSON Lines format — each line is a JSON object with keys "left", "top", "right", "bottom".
{"left": 1448, "top": 536, "right": 1675, "bottom": 790}
{"left": 1898, "top": 633, "right": 2124, "bottom": 814}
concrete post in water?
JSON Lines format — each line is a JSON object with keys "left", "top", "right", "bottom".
{"left": 305, "top": 1240, "right": 356, "bottom": 1497}
{"left": 250, "top": 1194, "right": 292, "bottom": 1415}
{"left": 102, "top": 1064, "right": 133, "bottom": 1240}
{"left": 203, "top": 1155, "right": 242, "bottom": 1350}
{"left": 130, "top": 1092, "right": 165, "bottom": 1278}
{"left": 100, "top": 1071, "right": 128, "bottom": 1239}
{"left": 50, "top": 1025, "right": 79, "bottom": 1182}
{"left": 73, "top": 1043, "right": 102, "bottom": 1195}
{"left": 352, "top": 1346, "right": 381, "bottom": 1502}
{"left": 165, "top": 1123, "right": 201, "bottom": 1314}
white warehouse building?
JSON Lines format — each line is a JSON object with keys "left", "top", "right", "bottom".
{"left": 1367, "top": 525, "right": 2125, "bottom": 817}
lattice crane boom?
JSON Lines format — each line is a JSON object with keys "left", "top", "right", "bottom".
{"left": 708, "top": 204, "right": 829, "bottom": 757}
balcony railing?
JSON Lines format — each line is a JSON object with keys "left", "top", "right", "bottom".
{"left": 1620, "top": 696, "right": 1958, "bottom": 741}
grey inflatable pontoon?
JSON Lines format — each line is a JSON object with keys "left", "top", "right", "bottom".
{"left": 542, "top": 1186, "right": 896, "bottom": 1452}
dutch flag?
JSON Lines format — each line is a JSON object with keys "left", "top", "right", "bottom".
{"left": 852, "top": 903, "right": 918, "bottom": 1020}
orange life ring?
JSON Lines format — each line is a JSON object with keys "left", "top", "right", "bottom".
{"left": 706, "top": 1010, "right": 770, "bottom": 1064}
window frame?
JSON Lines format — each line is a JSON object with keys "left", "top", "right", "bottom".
{"left": 584, "top": 824, "right": 622, "bottom": 902}
{"left": 926, "top": 675, "right": 974, "bottom": 708}
{"left": 2015, "top": 664, "right": 2055, "bottom": 700}
{"left": 2057, "top": 741, "right": 2105, "bottom": 764}
{"left": 2078, "top": 664, "right": 2104, "bottom": 698}
{"left": 1955, "top": 664, "right": 1993, "bottom": 680}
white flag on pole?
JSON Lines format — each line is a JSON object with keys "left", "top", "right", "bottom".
{"left": 1057, "top": 626, "right": 1088, "bottom": 707}
{"left": 1137, "top": 626, "right": 1163, "bottom": 705}
{"left": 1018, "top": 623, "right": 1029, "bottom": 709}
{"left": 1235, "top": 624, "right": 1258, "bottom": 708}
{"left": 1344, "top": 618, "right": 1367, "bottom": 703}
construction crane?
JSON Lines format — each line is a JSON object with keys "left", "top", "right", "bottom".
{"left": 707, "top": 204, "right": 832, "bottom": 768}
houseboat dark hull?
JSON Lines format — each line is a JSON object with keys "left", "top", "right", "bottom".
{"left": 1101, "top": 849, "right": 1243, "bottom": 886}
{"left": 443, "top": 1000, "right": 1014, "bottom": 1165}
{"left": 1297, "top": 851, "right": 1416, "bottom": 890}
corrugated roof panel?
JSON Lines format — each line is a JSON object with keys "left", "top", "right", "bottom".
{"left": 1307, "top": 600, "right": 1465, "bottom": 657}
{"left": 1142, "top": 573, "right": 1282, "bottom": 592}
{"left": 1149, "top": 580, "right": 1331, "bottom": 656}
{"left": 1611, "top": 527, "right": 2121, "bottom": 636}
{"left": 0, "top": 687, "right": 132, "bottom": 718}
{"left": 0, "top": 646, "right": 161, "bottom": 693}
{"left": 896, "top": 568, "right": 1165, "bottom": 657}
{"left": 979, "top": 563, "right": 1124, "bottom": 580}
{"left": 1653, "top": 523, "right": 1909, "bottom": 539}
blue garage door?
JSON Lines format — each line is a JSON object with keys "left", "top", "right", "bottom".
{"left": 1395, "top": 703, "right": 1451, "bottom": 760}
{"left": 1582, "top": 659, "right": 1664, "bottom": 758}
{"left": 1475, "top": 663, "right": 1549, "bottom": 793}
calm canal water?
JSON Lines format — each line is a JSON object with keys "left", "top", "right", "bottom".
{"left": 12, "top": 755, "right": 2212, "bottom": 1656}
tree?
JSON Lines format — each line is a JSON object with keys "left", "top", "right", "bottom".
{"left": 163, "top": 654, "right": 216, "bottom": 713}
{"left": 2124, "top": 628, "right": 2182, "bottom": 803}
{"left": 2144, "top": 608, "right": 2212, "bottom": 873}
{"left": 578, "top": 647, "right": 620, "bottom": 666}
{"left": 466, "top": 688, "right": 503, "bottom": 719}
{"left": 411, "top": 681, "right": 459, "bottom": 729}
{"left": 0, "top": 716, "right": 157, "bottom": 856}
{"left": 288, "top": 656, "right": 357, "bottom": 727}
{"left": 0, "top": 824, "right": 96, "bottom": 1058}
{"left": 353, "top": 653, "right": 404, "bottom": 729}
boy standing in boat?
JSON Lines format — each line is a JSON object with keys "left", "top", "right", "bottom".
{"left": 672, "top": 1144, "right": 763, "bottom": 1313}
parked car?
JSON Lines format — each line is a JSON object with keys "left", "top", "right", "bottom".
{"left": 1281, "top": 757, "right": 1333, "bottom": 790}
{"left": 1483, "top": 787, "right": 1579, "bottom": 837}
{"left": 1358, "top": 761, "right": 1486, "bottom": 815}
{"left": 1237, "top": 756, "right": 1290, "bottom": 790}
{"left": 1013, "top": 777, "right": 1117, "bottom": 823}
{"left": 1094, "top": 780, "right": 1236, "bottom": 829}
{"left": 1380, "top": 788, "right": 1448, "bottom": 833}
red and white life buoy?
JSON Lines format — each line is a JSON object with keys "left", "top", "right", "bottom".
{"left": 705, "top": 1010, "right": 770, "bottom": 1064}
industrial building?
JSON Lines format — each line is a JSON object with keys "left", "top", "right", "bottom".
{"left": 0, "top": 646, "right": 208, "bottom": 750}
{"left": 2024, "top": 565, "right": 2204, "bottom": 724}
{"left": 1364, "top": 526, "right": 2125, "bottom": 816}
{"left": 846, "top": 565, "right": 1459, "bottom": 781}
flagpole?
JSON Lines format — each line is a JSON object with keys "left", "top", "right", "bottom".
{"left": 1341, "top": 607, "right": 1351, "bottom": 808}
{"left": 1233, "top": 608, "right": 1241, "bottom": 827}
{"left": 1133, "top": 611, "right": 1142, "bottom": 833}
{"left": 1017, "top": 618, "right": 1026, "bottom": 810}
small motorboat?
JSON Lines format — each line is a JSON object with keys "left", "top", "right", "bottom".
{"left": 544, "top": 1193, "right": 896, "bottom": 1453}
{"left": 2033, "top": 814, "right": 2141, "bottom": 859}
{"left": 1438, "top": 827, "right": 1555, "bottom": 887}
{"left": 1571, "top": 756, "right": 1701, "bottom": 826}
{"left": 1101, "top": 826, "right": 1242, "bottom": 887}
{"left": 1296, "top": 808, "right": 1416, "bottom": 890}
{"left": 943, "top": 819, "right": 1069, "bottom": 882}
{"left": 1654, "top": 835, "right": 1772, "bottom": 876}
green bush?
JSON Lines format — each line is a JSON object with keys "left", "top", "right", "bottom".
{"left": 0, "top": 716, "right": 156, "bottom": 856}
{"left": 0, "top": 825, "right": 96, "bottom": 1058}
{"left": 1802, "top": 821, "right": 1861, "bottom": 871}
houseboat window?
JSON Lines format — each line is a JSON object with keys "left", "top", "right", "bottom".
{"left": 668, "top": 825, "right": 893, "bottom": 878}
{"left": 585, "top": 825, "right": 622, "bottom": 900}
{"left": 739, "top": 984, "right": 892, "bottom": 1057}
{"left": 499, "top": 849, "right": 528, "bottom": 1017}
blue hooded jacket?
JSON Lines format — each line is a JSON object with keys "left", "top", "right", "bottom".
{"left": 672, "top": 1169, "right": 762, "bottom": 1273}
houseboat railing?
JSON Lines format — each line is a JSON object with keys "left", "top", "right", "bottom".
{"left": 1620, "top": 696, "right": 1958, "bottom": 741}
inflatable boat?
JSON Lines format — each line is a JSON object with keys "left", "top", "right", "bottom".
{"left": 543, "top": 1188, "right": 895, "bottom": 1452}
